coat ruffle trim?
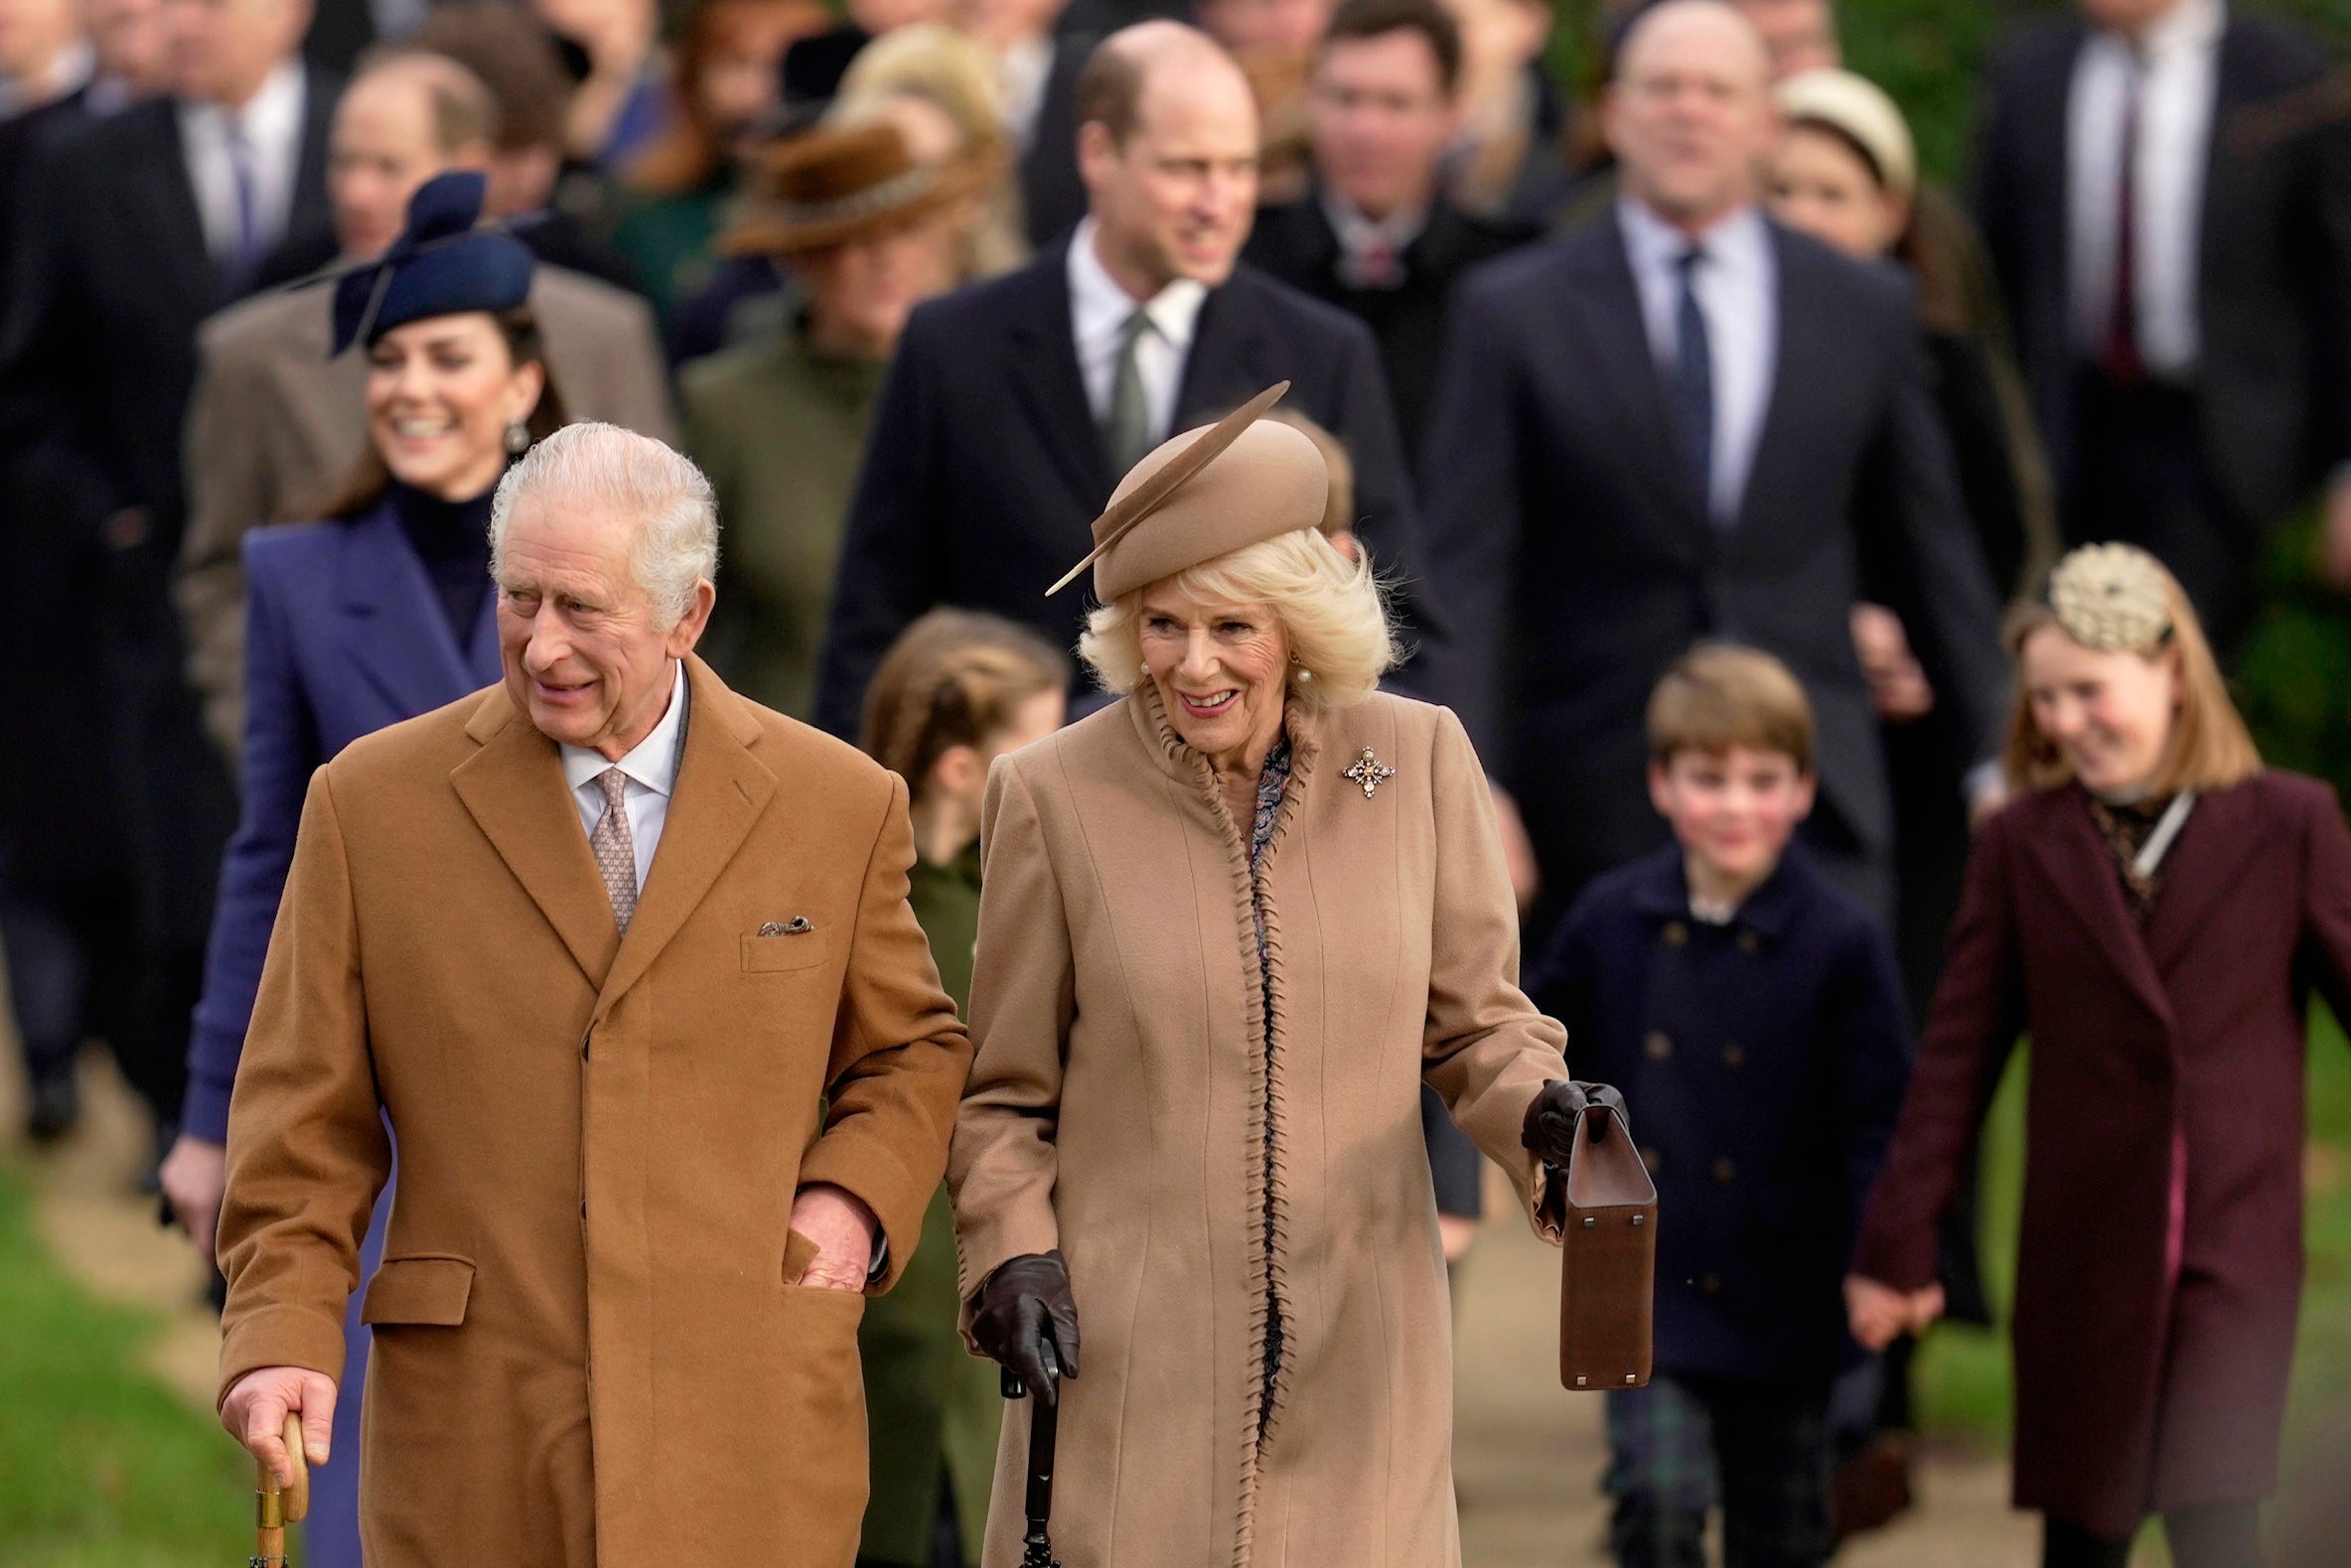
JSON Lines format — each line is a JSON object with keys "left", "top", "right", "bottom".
{"left": 1130, "top": 686, "right": 1325, "bottom": 1568}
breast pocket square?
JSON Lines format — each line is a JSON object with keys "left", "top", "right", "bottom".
{"left": 743, "top": 917, "right": 827, "bottom": 972}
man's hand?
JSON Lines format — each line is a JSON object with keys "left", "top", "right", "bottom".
{"left": 160, "top": 1134, "right": 226, "bottom": 1254}
{"left": 788, "top": 1183, "right": 877, "bottom": 1291}
{"left": 1850, "top": 604, "right": 1935, "bottom": 722}
{"left": 2319, "top": 472, "right": 2351, "bottom": 591}
{"left": 1489, "top": 781, "right": 1541, "bottom": 912}
{"left": 221, "top": 1365, "right": 336, "bottom": 1488}
{"left": 1843, "top": 1275, "right": 1946, "bottom": 1353}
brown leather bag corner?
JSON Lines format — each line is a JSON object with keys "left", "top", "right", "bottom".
{"left": 1557, "top": 1104, "right": 1657, "bottom": 1392}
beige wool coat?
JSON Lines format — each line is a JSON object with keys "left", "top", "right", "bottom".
{"left": 952, "top": 686, "right": 1569, "bottom": 1568}
{"left": 215, "top": 655, "right": 971, "bottom": 1567}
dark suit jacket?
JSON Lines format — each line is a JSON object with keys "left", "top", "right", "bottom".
{"left": 1974, "top": 12, "right": 2351, "bottom": 527}
{"left": 0, "top": 78, "right": 335, "bottom": 937}
{"left": 1415, "top": 211, "right": 2007, "bottom": 911}
{"left": 1857, "top": 776, "right": 2351, "bottom": 1536}
{"left": 811, "top": 241, "right": 1418, "bottom": 737}
{"left": 1242, "top": 190, "right": 1539, "bottom": 454}
{"left": 1532, "top": 842, "right": 1911, "bottom": 1381}
{"left": 1019, "top": 40, "right": 1089, "bottom": 252}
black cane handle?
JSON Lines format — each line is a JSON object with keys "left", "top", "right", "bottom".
{"left": 1001, "top": 1339, "right": 1063, "bottom": 1568}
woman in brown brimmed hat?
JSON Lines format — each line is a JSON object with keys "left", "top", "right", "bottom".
{"left": 681, "top": 121, "right": 977, "bottom": 718}
{"left": 950, "top": 385, "right": 1624, "bottom": 1566}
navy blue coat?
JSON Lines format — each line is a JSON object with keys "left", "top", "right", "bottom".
{"left": 1531, "top": 843, "right": 1912, "bottom": 1380}
{"left": 184, "top": 497, "right": 501, "bottom": 1568}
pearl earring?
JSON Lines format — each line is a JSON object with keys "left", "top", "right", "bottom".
{"left": 505, "top": 419, "right": 530, "bottom": 455}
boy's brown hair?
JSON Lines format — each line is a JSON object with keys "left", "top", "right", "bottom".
{"left": 1646, "top": 643, "right": 1816, "bottom": 774}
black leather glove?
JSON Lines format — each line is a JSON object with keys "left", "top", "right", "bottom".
{"left": 970, "top": 1250, "right": 1081, "bottom": 1403}
{"left": 1522, "top": 1079, "right": 1630, "bottom": 1167}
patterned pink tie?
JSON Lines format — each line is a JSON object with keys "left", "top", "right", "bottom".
{"left": 590, "top": 768, "right": 637, "bottom": 933}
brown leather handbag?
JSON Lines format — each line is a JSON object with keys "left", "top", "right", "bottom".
{"left": 1557, "top": 1104, "right": 1657, "bottom": 1391}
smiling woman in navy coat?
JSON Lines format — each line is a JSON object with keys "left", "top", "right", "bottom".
{"left": 156, "top": 173, "right": 568, "bottom": 1568}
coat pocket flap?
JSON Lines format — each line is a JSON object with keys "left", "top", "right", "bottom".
{"left": 361, "top": 1255, "right": 476, "bottom": 1327}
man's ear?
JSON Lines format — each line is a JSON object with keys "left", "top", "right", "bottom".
{"left": 1077, "top": 120, "right": 1116, "bottom": 197}
{"left": 666, "top": 578, "right": 718, "bottom": 656}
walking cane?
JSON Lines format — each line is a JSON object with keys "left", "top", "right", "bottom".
{"left": 252, "top": 1411, "right": 310, "bottom": 1568}
{"left": 999, "top": 1339, "right": 1064, "bottom": 1568}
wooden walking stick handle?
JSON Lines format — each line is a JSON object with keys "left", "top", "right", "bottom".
{"left": 255, "top": 1411, "right": 311, "bottom": 1566}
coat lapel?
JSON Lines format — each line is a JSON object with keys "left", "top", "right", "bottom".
{"left": 1175, "top": 270, "right": 1276, "bottom": 424}
{"left": 2144, "top": 783, "right": 2267, "bottom": 977}
{"left": 2022, "top": 788, "right": 2172, "bottom": 1027}
{"left": 1564, "top": 216, "right": 1709, "bottom": 543}
{"left": 135, "top": 105, "right": 220, "bottom": 314}
{"left": 1005, "top": 246, "right": 1114, "bottom": 503}
{"left": 451, "top": 689, "right": 621, "bottom": 988}
{"left": 288, "top": 68, "right": 336, "bottom": 241}
{"left": 592, "top": 656, "right": 778, "bottom": 1021}
{"left": 335, "top": 501, "right": 483, "bottom": 716}
{"left": 1729, "top": 228, "right": 1817, "bottom": 541}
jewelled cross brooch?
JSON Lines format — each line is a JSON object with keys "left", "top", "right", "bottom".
{"left": 1344, "top": 747, "right": 1396, "bottom": 798}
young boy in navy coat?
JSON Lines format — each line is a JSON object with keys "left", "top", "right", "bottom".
{"left": 1530, "top": 644, "right": 1913, "bottom": 1568}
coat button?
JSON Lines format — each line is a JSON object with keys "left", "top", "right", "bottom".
{"left": 1737, "top": 930, "right": 1761, "bottom": 954}
{"left": 1662, "top": 922, "right": 1689, "bottom": 947}
{"left": 1712, "top": 1157, "right": 1736, "bottom": 1185}
{"left": 1701, "top": 1274, "right": 1723, "bottom": 1295}
{"left": 1721, "top": 1045, "right": 1745, "bottom": 1069}
{"left": 1640, "top": 1145, "right": 1665, "bottom": 1175}
{"left": 1644, "top": 1031, "right": 1673, "bottom": 1061}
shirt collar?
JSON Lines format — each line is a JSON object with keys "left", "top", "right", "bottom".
{"left": 182, "top": 58, "right": 304, "bottom": 141}
{"left": 1319, "top": 189, "right": 1429, "bottom": 256}
{"left": 2117, "top": 0, "right": 2226, "bottom": 61}
{"left": 561, "top": 661, "right": 689, "bottom": 798}
{"left": 1618, "top": 195, "right": 1768, "bottom": 276}
{"left": 1067, "top": 216, "right": 1210, "bottom": 355}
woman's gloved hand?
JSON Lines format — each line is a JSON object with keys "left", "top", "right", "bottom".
{"left": 970, "top": 1250, "right": 1082, "bottom": 1403}
{"left": 1521, "top": 1079, "right": 1630, "bottom": 1168}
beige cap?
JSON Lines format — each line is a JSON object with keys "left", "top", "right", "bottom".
{"left": 1048, "top": 381, "right": 1331, "bottom": 602}
{"left": 1776, "top": 68, "right": 1918, "bottom": 204}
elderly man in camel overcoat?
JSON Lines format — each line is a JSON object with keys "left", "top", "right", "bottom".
{"left": 212, "top": 423, "right": 972, "bottom": 1566}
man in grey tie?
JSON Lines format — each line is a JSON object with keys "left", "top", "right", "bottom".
{"left": 812, "top": 19, "right": 1417, "bottom": 737}
{"left": 212, "top": 422, "right": 973, "bottom": 1566}
{"left": 1415, "top": 0, "right": 2006, "bottom": 930}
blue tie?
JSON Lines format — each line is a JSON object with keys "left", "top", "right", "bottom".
{"left": 1670, "top": 247, "right": 1714, "bottom": 518}
{"left": 223, "top": 119, "right": 262, "bottom": 293}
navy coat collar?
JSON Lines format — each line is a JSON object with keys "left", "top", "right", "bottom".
{"left": 1621, "top": 838, "right": 1817, "bottom": 941}
{"left": 334, "top": 497, "right": 501, "bottom": 717}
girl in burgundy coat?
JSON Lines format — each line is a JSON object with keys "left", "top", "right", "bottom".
{"left": 1847, "top": 544, "right": 2351, "bottom": 1568}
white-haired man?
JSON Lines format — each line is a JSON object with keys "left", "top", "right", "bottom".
{"left": 213, "top": 424, "right": 972, "bottom": 1566}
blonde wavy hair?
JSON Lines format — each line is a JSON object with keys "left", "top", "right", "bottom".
{"left": 1078, "top": 528, "right": 1399, "bottom": 710}
{"left": 2001, "top": 556, "right": 2262, "bottom": 796}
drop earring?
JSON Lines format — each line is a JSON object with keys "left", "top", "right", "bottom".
{"left": 505, "top": 419, "right": 530, "bottom": 455}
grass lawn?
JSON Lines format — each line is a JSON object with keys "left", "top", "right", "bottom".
{"left": 1916, "top": 1008, "right": 2351, "bottom": 1447}
{"left": 0, "top": 1161, "right": 248, "bottom": 1568}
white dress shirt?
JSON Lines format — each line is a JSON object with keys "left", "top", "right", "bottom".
{"left": 2067, "top": 0, "right": 2224, "bottom": 377}
{"left": 1068, "top": 216, "right": 1209, "bottom": 451}
{"left": 1619, "top": 198, "right": 1779, "bottom": 522}
{"left": 561, "top": 662, "right": 688, "bottom": 892}
{"left": 178, "top": 60, "right": 309, "bottom": 268}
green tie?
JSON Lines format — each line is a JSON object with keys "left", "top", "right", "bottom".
{"left": 1103, "top": 309, "right": 1158, "bottom": 477}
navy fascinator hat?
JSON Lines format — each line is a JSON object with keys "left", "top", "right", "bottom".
{"left": 330, "top": 172, "right": 534, "bottom": 356}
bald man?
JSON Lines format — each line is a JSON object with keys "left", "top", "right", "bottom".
{"left": 1418, "top": 0, "right": 2004, "bottom": 940}
{"left": 174, "top": 48, "right": 674, "bottom": 765}
{"left": 811, "top": 19, "right": 1416, "bottom": 736}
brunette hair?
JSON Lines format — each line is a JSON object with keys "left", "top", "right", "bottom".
{"left": 2000, "top": 563, "right": 2262, "bottom": 796}
{"left": 411, "top": 3, "right": 572, "bottom": 156}
{"left": 860, "top": 610, "right": 1073, "bottom": 801}
{"left": 304, "top": 308, "right": 570, "bottom": 522}
{"left": 1647, "top": 642, "right": 1816, "bottom": 774}
{"left": 1320, "top": 0, "right": 1462, "bottom": 96}
{"left": 627, "top": 0, "right": 822, "bottom": 195}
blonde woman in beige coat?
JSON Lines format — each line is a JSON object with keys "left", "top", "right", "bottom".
{"left": 950, "top": 387, "right": 1624, "bottom": 1567}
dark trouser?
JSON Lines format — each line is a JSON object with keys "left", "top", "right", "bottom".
{"left": 2044, "top": 1503, "right": 2263, "bottom": 1568}
{"left": 1604, "top": 1373, "right": 1833, "bottom": 1568}
{"left": 2069, "top": 373, "right": 2257, "bottom": 658}
{"left": 0, "top": 871, "right": 170, "bottom": 1119}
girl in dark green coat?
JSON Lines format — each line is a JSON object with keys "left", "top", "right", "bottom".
{"left": 856, "top": 610, "right": 1070, "bottom": 1567}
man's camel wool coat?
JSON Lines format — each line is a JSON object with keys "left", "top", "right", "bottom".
{"left": 952, "top": 688, "right": 1569, "bottom": 1567}
{"left": 215, "top": 655, "right": 971, "bottom": 1566}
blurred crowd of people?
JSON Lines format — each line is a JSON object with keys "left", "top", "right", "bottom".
{"left": 6, "top": 0, "right": 2351, "bottom": 1564}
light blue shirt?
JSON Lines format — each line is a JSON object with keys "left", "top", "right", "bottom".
{"left": 1619, "top": 198, "right": 1779, "bottom": 523}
